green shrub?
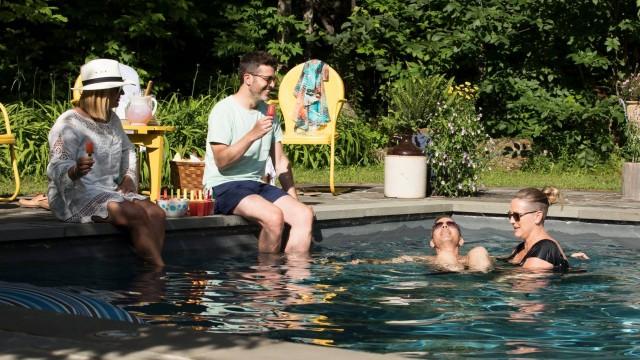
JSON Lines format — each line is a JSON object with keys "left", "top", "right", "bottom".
{"left": 481, "top": 76, "right": 624, "bottom": 168}
{"left": 382, "top": 74, "right": 454, "bottom": 135}
{"left": 157, "top": 94, "right": 223, "bottom": 184}
{"left": 0, "top": 94, "right": 387, "bottom": 187}
{"left": 0, "top": 101, "right": 65, "bottom": 179}
{"left": 284, "top": 115, "right": 386, "bottom": 169}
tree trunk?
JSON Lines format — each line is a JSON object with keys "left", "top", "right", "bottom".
{"left": 277, "top": 0, "right": 291, "bottom": 44}
{"left": 303, "top": 0, "right": 314, "bottom": 34}
{"left": 277, "top": 0, "right": 291, "bottom": 71}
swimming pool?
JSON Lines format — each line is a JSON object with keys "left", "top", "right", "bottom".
{"left": 1, "top": 215, "right": 639, "bottom": 358}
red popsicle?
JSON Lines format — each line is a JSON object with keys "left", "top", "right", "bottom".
{"left": 267, "top": 104, "right": 276, "bottom": 117}
{"left": 85, "top": 140, "right": 94, "bottom": 158}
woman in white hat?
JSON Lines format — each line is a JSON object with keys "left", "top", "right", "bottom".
{"left": 47, "top": 58, "right": 165, "bottom": 267}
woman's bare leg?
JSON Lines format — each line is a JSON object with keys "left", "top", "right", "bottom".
{"left": 133, "top": 199, "right": 166, "bottom": 255}
{"left": 107, "top": 200, "right": 165, "bottom": 267}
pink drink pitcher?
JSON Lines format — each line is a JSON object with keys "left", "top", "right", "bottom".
{"left": 126, "top": 95, "right": 157, "bottom": 125}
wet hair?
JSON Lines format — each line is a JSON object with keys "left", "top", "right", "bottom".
{"left": 238, "top": 51, "right": 277, "bottom": 82}
{"left": 514, "top": 186, "right": 560, "bottom": 218}
{"left": 78, "top": 88, "right": 119, "bottom": 121}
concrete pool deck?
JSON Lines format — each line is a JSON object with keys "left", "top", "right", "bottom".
{"left": 0, "top": 185, "right": 639, "bottom": 359}
{"left": 2, "top": 186, "right": 640, "bottom": 245}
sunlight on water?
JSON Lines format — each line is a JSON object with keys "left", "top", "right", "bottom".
{"left": 1, "top": 216, "right": 639, "bottom": 359}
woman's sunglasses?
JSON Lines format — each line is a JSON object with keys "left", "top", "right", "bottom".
{"left": 432, "top": 220, "right": 458, "bottom": 231}
{"left": 507, "top": 210, "right": 538, "bottom": 222}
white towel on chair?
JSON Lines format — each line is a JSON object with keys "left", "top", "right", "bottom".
{"left": 265, "top": 157, "right": 276, "bottom": 185}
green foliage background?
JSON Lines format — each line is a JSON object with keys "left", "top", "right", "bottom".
{"left": 1, "top": 0, "right": 640, "bottom": 187}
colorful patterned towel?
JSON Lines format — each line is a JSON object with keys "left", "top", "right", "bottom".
{"left": 293, "top": 60, "right": 330, "bottom": 133}
{"left": 0, "top": 281, "right": 142, "bottom": 323}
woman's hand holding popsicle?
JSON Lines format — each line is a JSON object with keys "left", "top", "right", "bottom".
{"left": 68, "top": 140, "right": 95, "bottom": 180}
{"left": 70, "top": 155, "right": 94, "bottom": 180}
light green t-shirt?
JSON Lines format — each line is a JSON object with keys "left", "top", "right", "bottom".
{"left": 203, "top": 96, "right": 283, "bottom": 189}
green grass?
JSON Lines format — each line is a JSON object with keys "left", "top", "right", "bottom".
{"left": 479, "top": 168, "right": 621, "bottom": 191}
{"left": 295, "top": 163, "right": 621, "bottom": 192}
{"left": 2, "top": 162, "right": 621, "bottom": 199}
{"left": 294, "top": 165, "right": 384, "bottom": 185}
{"left": 0, "top": 176, "right": 48, "bottom": 198}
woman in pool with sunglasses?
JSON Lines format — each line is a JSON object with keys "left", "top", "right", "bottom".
{"left": 506, "top": 187, "right": 588, "bottom": 272}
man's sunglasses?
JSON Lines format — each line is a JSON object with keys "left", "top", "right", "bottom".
{"left": 250, "top": 73, "right": 277, "bottom": 83}
{"left": 507, "top": 210, "right": 538, "bottom": 222}
{"left": 432, "top": 220, "right": 458, "bottom": 231}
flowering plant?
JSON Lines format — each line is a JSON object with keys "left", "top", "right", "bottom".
{"left": 383, "top": 74, "right": 489, "bottom": 196}
{"left": 427, "top": 83, "right": 489, "bottom": 197}
{"left": 617, "top": 72, "right": 640, "bottom": 102}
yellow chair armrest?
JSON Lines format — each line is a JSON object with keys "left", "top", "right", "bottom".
{"left": 0, "top": 134, "right": 16, "bottom": 145}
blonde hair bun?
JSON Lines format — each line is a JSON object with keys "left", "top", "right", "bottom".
{"left": 541, "top": 186, "right": 560, "bottom": 205}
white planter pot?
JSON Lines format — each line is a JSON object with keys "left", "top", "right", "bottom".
{"left": 622, "top": 162, "right": 640, "bottom": 200}
{"left": 384, "top": 155, "right": 428, "bottom": 198}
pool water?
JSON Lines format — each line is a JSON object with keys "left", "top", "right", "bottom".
{"left": 1, "top": 216, "right": 640, "bottom": 358}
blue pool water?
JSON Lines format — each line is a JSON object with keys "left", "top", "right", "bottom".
{"left": 1, "top": 215, "right": 639, "bottom": 358}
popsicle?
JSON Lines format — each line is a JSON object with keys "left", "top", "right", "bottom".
{"left": 85, "top": 140, "right": 94, "bottom": 158}
{"left": 267, "top": 104, "right": 276, "bottom": 117}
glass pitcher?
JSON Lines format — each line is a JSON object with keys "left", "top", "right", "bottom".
{"left": 125, "top": 95, "right": 158, "bottom": 125}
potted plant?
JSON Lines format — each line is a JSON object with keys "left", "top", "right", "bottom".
{"left": 622, "top": 117, "right": 640, "bottom": 200}
{"left": 617, "top": 71, "right": 640, "bottom": 200}
{"left": 617, "top": 71, "right": 640, "bottom": 126}
{"left": 382, "top": 75, "right": 451, "bottom": 198}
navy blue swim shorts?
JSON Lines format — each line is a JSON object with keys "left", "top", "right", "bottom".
{"left": 212, "top": 180, "right": 288, "bottom": 215}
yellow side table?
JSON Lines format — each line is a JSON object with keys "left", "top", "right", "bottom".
{"left": 123, "top": 124, "right": 175, "bottom": 202}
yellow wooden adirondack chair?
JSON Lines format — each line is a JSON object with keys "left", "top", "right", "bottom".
{"left": 71, "top": 75, "right": 82, "bottom": 105}
{"left": 0, "top": 102, "right": 21, "bottom": 201}
{"left": 277, "top": 62, "right": 346, "bottom": 194}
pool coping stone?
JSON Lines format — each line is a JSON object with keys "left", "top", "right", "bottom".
{"left": 1, "top": 185, "right": 640, "bottom": 359}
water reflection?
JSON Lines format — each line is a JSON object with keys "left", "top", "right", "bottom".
{"left": 496, "top": 271, "right": 555, "bottom": 356}
{"left": 148, "top": 253, "right": 345, "bottom": 337}
{"left": 127, "top": 267, "right": 166, "bottom": 305}
{"left": 496, "top": 271, "right": 551, "bottom": 324}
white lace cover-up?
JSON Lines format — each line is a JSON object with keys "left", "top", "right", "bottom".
{"left": 47, "top": 110, "right": 146, "bottom": 223}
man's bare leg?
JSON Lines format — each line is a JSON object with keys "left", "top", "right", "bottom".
{"left": 233, "top": 195, "right": 284, "bottom": 253}
{"left": 273, "top": 196, "right": 313, "bottom": 254}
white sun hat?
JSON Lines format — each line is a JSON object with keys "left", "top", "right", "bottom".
{"left": 71, "top": 58, "right": 134, "bottom": 91}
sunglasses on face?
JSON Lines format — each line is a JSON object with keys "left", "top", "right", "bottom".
{"left": 250, "top": 73, "right": 277, "bottom": 84}
{"left": 432, "top": 220, "right": 458, "bottom": 231}
{"left": 507, "top": 210, "right": 538, "bottom": 222}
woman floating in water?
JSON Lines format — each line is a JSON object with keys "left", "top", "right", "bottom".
{"left": 505, "top": 187, "right": 588, "bottom": 272}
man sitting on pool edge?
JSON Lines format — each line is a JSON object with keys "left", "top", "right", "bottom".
{"left": 352, "top": 215, "right": 493, "bottom": 273}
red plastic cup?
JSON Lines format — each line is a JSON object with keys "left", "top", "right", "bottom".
{"left": 205, "top": 199, "right": 214, "bottom": 215}
{"left": 188, "top": 201, "right": 198, "bottom": 216}
{"left": 196, "top": 201, "right": 205, "bottom": 216}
